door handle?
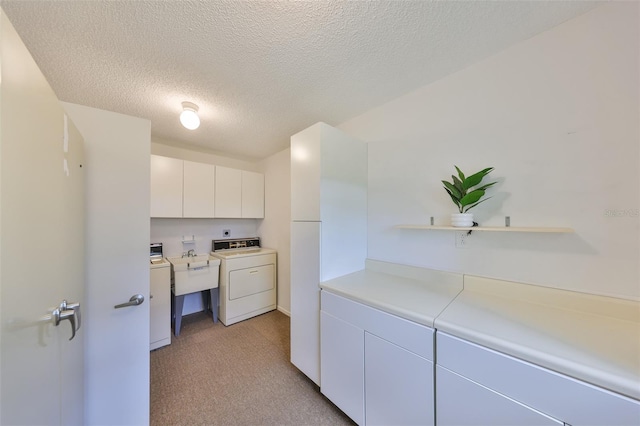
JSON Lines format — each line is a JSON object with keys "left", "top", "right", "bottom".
{"left": 114, "top": 294, "right": 144, "bottom": 309}
{"left": 60, "top": 300, "right": 81, "bottom": 331}
{"left": 52, "top": 307, "right": 77, "bottom": 341}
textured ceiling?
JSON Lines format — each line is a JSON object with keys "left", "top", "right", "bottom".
{"left": 2, "top": 1, "right": 599, "bottom": 160}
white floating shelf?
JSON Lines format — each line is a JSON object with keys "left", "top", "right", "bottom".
{"left": 395, "top": 225, "right": 574, "bottom": 233}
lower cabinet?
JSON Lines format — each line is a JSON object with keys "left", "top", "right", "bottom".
{"left": 320, "top": 290, "right": 434, "bottom": 426}
{"left": 320, "top": 311, "right": 365, "bottom": 425}
{"left": 150, "top": 264, "right": 171, "bottom": 350}
{"left": 436, "top": 366, "right": 561, "bottom": 425}
{"left": 436, "top": 332, "right": 640, "bottom": 426}
{"left": 365, "top": 333, "right": 434, "bottom": 426}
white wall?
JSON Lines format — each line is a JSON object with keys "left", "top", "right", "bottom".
{"left": 339, "top": 3, "right": 639, "bottom": 300}
{"left": 152, "top": 136, "right": 261, "bottom": 171}
{"left": 62, "top": 102, "right": 151, "bottom": 425}
{"left": 259, "top": 148, "right": 291, "bottom": 314}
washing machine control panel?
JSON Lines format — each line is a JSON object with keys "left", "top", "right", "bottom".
{"left": 212, "top": 237, "right": 260, "bottom": 252}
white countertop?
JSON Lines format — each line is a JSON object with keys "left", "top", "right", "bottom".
{"left": 149, "top": 258, "right": 170, "bottom": 269}
{"left": 435, "top": 275, "right": 640, "bottom": 401}
{"left": 320, "top": 259, "right": 463, "bottom": 328}
{"left": 320, "top": 260, "right": 640, "bottom": 401}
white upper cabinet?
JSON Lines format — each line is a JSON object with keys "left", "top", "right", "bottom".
{"left": 151, "top": 156, "right": 263, "bottom": 219}
{"left": 183, "top": 160, "right": 215, "bottom": 218}
{"left": 291, "top": 124, "right": 322, "bottom": 221}
{"left": 150, "top": 155, "right": 183, "bottom": 217}
{"left": 214, "top": 166, "right": 265, "bottom": 219}
{"left": 214, "top": 166, "right": 242, "bottom": 218}
{"left": 241, "top": 170, "right": 264, "bottom": 218}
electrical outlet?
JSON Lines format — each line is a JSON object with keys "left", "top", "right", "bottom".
{"left": 223, "top": 229, "right": 230, "bottom": 238}
{"left": 455, "top": 231, "right": 466, "bottom": 248}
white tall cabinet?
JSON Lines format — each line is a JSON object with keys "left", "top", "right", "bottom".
{"left": 290, "top": 122, "right": 367, "bottom": 386}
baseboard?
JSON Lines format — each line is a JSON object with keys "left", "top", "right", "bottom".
{"left": 277, "top": 306, "right": 291, "bottom": 317}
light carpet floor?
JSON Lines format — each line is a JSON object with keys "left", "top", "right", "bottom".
{"left": 150, "top": 310, "right": 355, "bottom": 426}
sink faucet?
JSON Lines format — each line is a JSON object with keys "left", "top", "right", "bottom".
{"left": 182, "top": 249, "right": 196, "bottom": 258}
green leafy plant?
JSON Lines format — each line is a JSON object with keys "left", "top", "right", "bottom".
{"left": 442, "top": 166, "right": 496, "bottom": 213}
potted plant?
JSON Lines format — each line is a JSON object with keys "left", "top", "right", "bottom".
{"left": 442, "top": 166, "right": 496, "bottom": 227}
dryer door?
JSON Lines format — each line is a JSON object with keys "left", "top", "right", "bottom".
{"left": 229, "top": 264, "right": 275, "bottom": 300}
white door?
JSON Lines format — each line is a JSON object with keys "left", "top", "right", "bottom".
{"left": 62, "top": 102, "right": 151, "bottom": 425}
{"left": 0, "top": 11, "right": 85, "bottom": 425}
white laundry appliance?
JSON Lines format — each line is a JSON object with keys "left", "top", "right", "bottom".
{"left": 211, "top": 237, "right": 277, "bottom": 326}
{"left": 290, "top": 122, "right": 368, "bottom": 386}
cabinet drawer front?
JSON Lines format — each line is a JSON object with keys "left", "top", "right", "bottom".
{"left": 229, "top": 264, "right": 275, "bottom": 300}
{"left": 436, "top": 366, "right": 562, "bottom": 425}
{"left": 321, "top": 291, "right": 433, "bottom": 360}
{"left": 437, "top": 332, "right": 640, "bottom": 425}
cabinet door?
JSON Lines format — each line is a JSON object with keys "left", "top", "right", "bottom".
{"left": 365, "top": 333, "right": 434, "bottom": 426}
{"left": 183, "top": 161, "right": 215, "bottom": 218}
{"left": 214, "top": 166, "right": 242, "bottom": 218}
{"left": 320, "top": 311, "right": 365, "bottom": 425}
{"left": 436, "top": 366, "right": 562, "bottom": 426}
{"left": 290, "top": 123, "right": 321, "bottom": 221}
{"left": 150, "top": 155, "right": 183, "bottom": 217}
{"left": 241, "top": 171, "right": 264, "bottom": 218}
{"left": 149, "top": 267, "right": 171, "bottom": 350}
{"left": 291, "top": 222, "right": 321, "bottom": 385}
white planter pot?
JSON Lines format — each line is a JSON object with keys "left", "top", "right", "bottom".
{"left": 451, "top": 213, "right": 474, "bottom": 227}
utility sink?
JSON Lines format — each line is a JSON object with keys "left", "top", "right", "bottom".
{"left": 167, "top": 254, "right": 212, "bottom": 268}
{"left": 167, "top": 255, "right": 221, "bottom": 296}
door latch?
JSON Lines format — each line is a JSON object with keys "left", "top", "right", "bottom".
{"left": 51, "top": 300, "right": 81, "bottom": 341}
{"left": 60, "top": 300, "right": 81, "bottom": 331}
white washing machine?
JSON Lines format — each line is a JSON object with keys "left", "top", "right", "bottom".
{"left": 211, "top": 238, "right": 277, "bottom": 326}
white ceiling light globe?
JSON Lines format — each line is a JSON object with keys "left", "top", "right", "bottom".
{"left": 180, "top": 102, "right": 200, "bottom": 130}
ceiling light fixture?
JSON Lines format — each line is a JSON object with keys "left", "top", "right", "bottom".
{"left": 180, "top": 101, "right": 200, "bottom": 130}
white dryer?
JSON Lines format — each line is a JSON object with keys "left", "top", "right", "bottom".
{"left": 211, "top": 238, "right": 277, "bottom": 326}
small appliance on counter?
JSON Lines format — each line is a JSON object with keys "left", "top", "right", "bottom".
{"left": 211, "top": 237, "right": 277, "bottom": 326}
{"left": 150, "top": 242, "right": 165, "bottom": 265}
